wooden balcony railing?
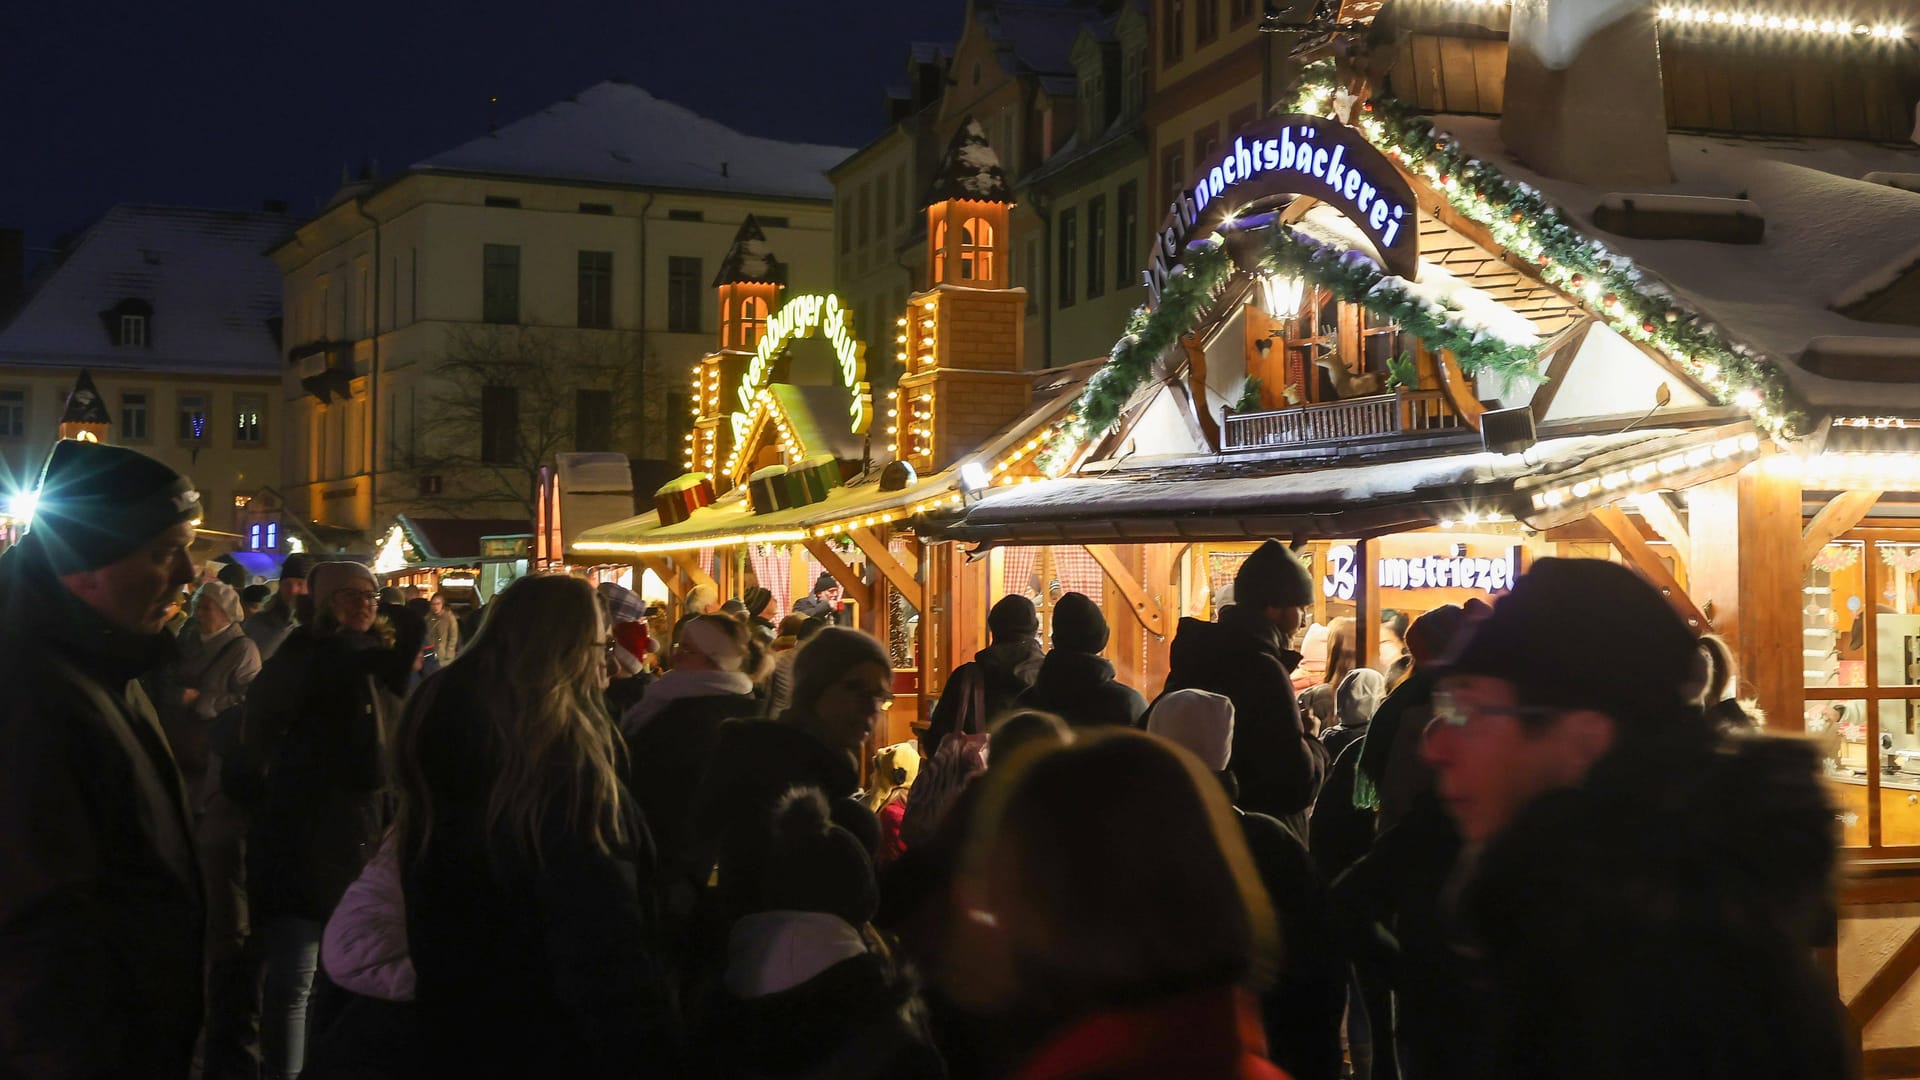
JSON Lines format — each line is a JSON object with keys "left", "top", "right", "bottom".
{"left": 1221, "top": 388, "right": 1460, "bottom": 452}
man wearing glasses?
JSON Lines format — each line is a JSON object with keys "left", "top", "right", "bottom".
{"left": 1421, "top": 558, "right": 1848, "bottom": 1077}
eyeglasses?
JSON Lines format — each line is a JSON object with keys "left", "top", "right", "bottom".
{"left": 335, "top": 589, "right": 378, "bottom": 606}
{"left": 1430, "top": 691, "right": 1563, "bottom": 731}
{"left": 839, "top": 681, "right": 896, "bottom": 709}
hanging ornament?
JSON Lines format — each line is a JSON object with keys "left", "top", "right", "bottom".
{"left": 1665, "top": 310, "right": 1680, "bottom": 324}
{"left": 1570, "top": 273, "right": 1586, "bottom": 289}
{"left": 1602, "top": 292, "right": 1619, "bottom": 308}
{"left": 1510, "top": 209, "right": 1525, "bottom": 223}
{"left": 1813, "top": 545, "right": 1859, "bottom": 573}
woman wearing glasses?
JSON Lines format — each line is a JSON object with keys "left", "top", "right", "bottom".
{"left": 237, "top": 560, "right": 423, "bottom": 1079}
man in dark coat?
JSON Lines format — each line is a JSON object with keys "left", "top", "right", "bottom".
{"left": 1425, "top": 559, "right": 1851, "bottom": 1078}
{"left": 1017, "top": 591, "right": 1147, "bottom": 729}
{"left": 922, "top": 594, "right": 1045, "bottom": 756}
{"left": 0, "top": 439, "right": 205, "bottom": 1077}
{"left": 243, "top": 551, "right": 313, "bottom": 663}
{"left": 1155, "top": 539, "right": 1325, "bottom": 836}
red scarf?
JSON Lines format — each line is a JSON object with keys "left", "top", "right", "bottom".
{"left": 1009, "top": 986, "right": 1292, "bottom": 1080}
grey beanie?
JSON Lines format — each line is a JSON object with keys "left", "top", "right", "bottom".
{"left": 790, "top": 627, "right": 891, "bottom": 716}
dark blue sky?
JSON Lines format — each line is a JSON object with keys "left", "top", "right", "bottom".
{"left": 2, "top": 0, "right": 963, "bottom": 259}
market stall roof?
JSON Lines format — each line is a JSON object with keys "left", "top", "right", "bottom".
{"left": 927, "top": 423, "right": 1761, "bottom": 546}
{"left": 575, "top": 358, "right": 1102, "bottom": 554}
{"left": 401, "top": 516, "right": 532, "bottom": 564}
{"left": 1435, "top": 115, "right": 1920, "bottom": 411}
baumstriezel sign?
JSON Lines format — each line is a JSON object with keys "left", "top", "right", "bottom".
{"left": 1144, "top": 114, "right": 1420, "bottom": 304}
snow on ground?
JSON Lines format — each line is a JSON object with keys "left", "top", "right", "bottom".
{"left": 1436, "top": 116, "right": 1920, "bottom": 410}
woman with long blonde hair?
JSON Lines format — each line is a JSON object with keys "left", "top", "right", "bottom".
{"left": 392, "top": 574, "right": 680, "bottom": 1075}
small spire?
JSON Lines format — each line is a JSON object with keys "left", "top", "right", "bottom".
{"left": 926, "top": 116, "right": 1011, "bottom": 207}
{"left": 59, "top": 370, "right": 111, "bottom": 427}
{"left": 712, "top": 215, "right": 787, "bottom": 287}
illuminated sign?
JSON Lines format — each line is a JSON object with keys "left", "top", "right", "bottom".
{"left": 732, "top": 293, "right": 872, "bottom": 442}
{"left": 1145, "top": 114, "right": 1419, "bottom": 305}
{"left": 1322, "top": 543, "right": 1519, "bottom": 600}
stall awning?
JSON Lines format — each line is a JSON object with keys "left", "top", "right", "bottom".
{"left": 572, "top": 469, "right": 967, "bottom": 555}
{"left": 924, "top": 423, "right": 1761, "bottom": 546}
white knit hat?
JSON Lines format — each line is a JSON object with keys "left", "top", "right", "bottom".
{"left": 1147, "top": 688, "right": 1236, "bottom": 772}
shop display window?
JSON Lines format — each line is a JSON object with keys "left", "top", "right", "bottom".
{"left": 1806, "top": 537, "right": 1920, "bottom": 854}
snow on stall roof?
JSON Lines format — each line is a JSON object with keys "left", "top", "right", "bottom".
{"left": 1294, "top": 205, "right": 1540, "bottom": 347}
{"left": 1866, "top": 172, "right": 1920, "bottom": 194}
{"left": 415, "top": 83, "right": 852, "bottom": 201}
{"left": 1434, "top": 115, "right": 1920, "bottom": 410}
{"left": 0, "top": 205, "right": 287, "bottom": 375}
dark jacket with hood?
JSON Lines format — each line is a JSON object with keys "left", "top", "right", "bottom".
{"left": 922, "top": 637, "right": 1044, "bottom": 756}
{"left": 620, "top": 669, "right": 761, "bottom": 905}
{"left": 1463, "top": 728, "right": 1850, "bottom": 1080}
{"left": 240, "top": 610, "right": 421, "bottom": 923}
{"left": 0, "top": 538, "right": 205, "bottom": 1077}
{"left": 693, "top": 717, "right": 881, "bottom": 919}
{"left": 400, "top": 663, "right": 682, "bottom": 1077}
{"left": 1017, "top": 650, "right": 1147, "bottom": 730}
{"left": 1157, "top": 606, "right": 1325, "bottom": 830}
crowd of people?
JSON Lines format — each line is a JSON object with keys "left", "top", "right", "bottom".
{"left": 0, "top": 441, "right": 1855, "bottom": 1079}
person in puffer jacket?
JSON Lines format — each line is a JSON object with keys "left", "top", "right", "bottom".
{"left": 694, "top": 786, "right": 944, "bottom": 1079}
{"left": 301, "top": 837, "right": 422, "bottom": 1079}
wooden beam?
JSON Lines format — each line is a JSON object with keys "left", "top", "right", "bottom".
{"left": 1847, "top": 922, "right": 1920, "bottom": 1029}
{"left": 669, "top": 552, "right": 717, "bottom": 596}
{"left": 1180, "top": 332, "right": 1221, "bottom": 451}
{"left": 1633, "top": 492, "right": 1694, "bottom": 581}
{"left": 1527, "top": 317, "right": 1597, "bottom": 423}
{"left": 846, "top": 528, "right": 920, "bottom": 603}
{"left": 1434, "top": 349, "right": 1488, "bottom": 431}
{"left": 1803, "top": 489, "right": 1883, "bottom": 564}
{"left": 1590, "top": 503, "right": 1712, "bottom": 633}
{"left": 1084, "top": 543, "right": 1167, "bottom": 637}
{"left": 800, "top": 539, "right": 873, "bottom": 612}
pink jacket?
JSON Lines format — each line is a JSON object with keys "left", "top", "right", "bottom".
{"left": 321, "top": 836, "right": 416, "bottom": 1001}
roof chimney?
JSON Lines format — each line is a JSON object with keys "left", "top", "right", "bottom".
{"left": 1501, "top": 0, "right": 1671, "bottom": 186}
{"left": 0, "top": 228, "right": 22, "bottom": 322}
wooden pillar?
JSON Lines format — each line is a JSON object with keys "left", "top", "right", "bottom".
{"left": 1143, "top": 542, "right": 1176, "bottom": 695}
{"left": 925, "top": 544, "right": 988, "bottom": 722}
{"left": 1687, "top": 458, "right": 1804, "bottom": 729}
{"left": 1354, "top": 537, "right": 1381, "bottom": 671}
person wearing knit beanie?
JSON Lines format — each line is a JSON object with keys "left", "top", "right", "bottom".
{"left": 23, "top": 438, "right": 202, "bottom": 580}
{"left": 923, "top": 594, "right": 1047, "bottom": 756}
{"left": 761, "top": 786, "right": 878, "bottom": 926}
{"left": 793, "top": 572, "right": 844, "bottom": 621}
{"left": 1018, "top": 592, "right": 1145, "bottom": 729}
{"left": 1148, "top": 689, "right": 1235, "bottom": 772}
{"left": 1158, "top": 537, "right": 1324, "bottom": 832}
{"left": 788, "top": 627, "right": 892, "bottom": 756}
{"left": 988, "top": 593, "right": 1041, "bottom": 640}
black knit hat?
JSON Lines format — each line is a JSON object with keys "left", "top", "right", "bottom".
{"left": 763, "top": 786, "right": 878, "bottom": 926}
{"left": 743, "top": 586, "right": 774, "bottom": 618}
{"left": 28, "top": 439, "right": 199, "bottom": 575}
{"left": 812, "top": 571, "right": 838, "bottom": 595}
{"left": 1441, "top": 558, "right": 1697, "bottom": 727}
{"left": 791, "top": 626, "right": 892, "bottom": 716}
{"left": 988, "top": 593, "right": 1040, "bottom": 639}
{"left": 1234, "top": 539, "right": 1315, "bottom": 610}
{"left": 217, "top": 559, "right": 248, "bottom": 589}
{"left": 279, "top": 552, "right": 316, "bottom": 582}
{"left": 1050, "top": 591, "right": 1109, "bottom": 653}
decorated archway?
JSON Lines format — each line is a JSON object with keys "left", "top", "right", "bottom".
{"left": 730, "top": 292, "right": 872, "bottom": 444}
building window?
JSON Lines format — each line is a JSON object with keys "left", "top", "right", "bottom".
{"left": 1125, "top": 46, "right": 1147, "bottom": 114}
{"left": 120, "top": 314, "right": 147, "bottom": 348}
{"left": 1026, "top": 240, "right": 1042, "bottom": 313}
{"left": 667, "top": 209, "right": 704, "bottom": 222}
{"left": 895, "top": 164, "right": 909, "bottom": 225}
{"left": 1231, "top": 0, "right": 1256, "bottom": 24}
{"left": 177, "top": 393, "right": 208, "bottom": 443}
{"left": 667, "top": 256, "right": 703, "bottom": 332}
{"left": 876, "top": 175, "right": 891, "bottom": 243}
{"left": 577, "top": 250, "right": 613, "bottom": 329}
{"left": 1193, "top": 123, "right": 1220, "bottom": 168}
{"left": 739, "top": 295, "right": 769, "bottom": 348}
{"left": 1058, "top": 209, "right": 1078, "bottom": 309}
{"left": 1118, "top": 181, "right": 1140, "bottom": 290}
{"left": 578, "top": 202, "right": 613, "bottom": 215}
{"left": 234, "top": 392, "right": 266, "bottom": 447}
{"left": 482, "top": 244, "right": 520, "bottom": 324}
{"left": 575, "top": 389, "right": 614, "bottom": 452}
{"left": 1162, "top": 0, "right": 1185, "bottom": 63}
{"left": 0, "top": 390, "right": 23, "bottom": 439}
{"left": 1196, "top": 0, "right": 1220, "bottom": 44}
{"left": 1161, "top": 145, "right": 1187, "bottom": 218}
{"left": 484, "top": 195, "right": 521, "bottom": 208}
{"left": 121, "top": 391, "right": 149, "bottom": 441}
{"left": 480, "top": 385, "right": 519, "bottom": 464}
{"left": 1086, "top": 195, "right": 1107, "bottom": 300}
{"left": 960, "top": 217, "right": 994, "bottom": 281}
{"left": 759, "top": 215, "right": 789, "bottom": 229}
{"left": 857, "top": 184, "right": 871, "bottom": 246}
{"left": 1229, "top": 103, "right": 1258, "bottom": 134}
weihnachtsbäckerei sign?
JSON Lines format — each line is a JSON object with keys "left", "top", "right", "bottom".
{"left": 1144, "top": 114, "right": 1419, "bottom": 305}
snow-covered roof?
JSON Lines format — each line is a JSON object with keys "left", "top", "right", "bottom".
{"left": 0, "top": 205, "right": 287, "bottom": 375}
{"left": 1436, "top": 116, "right": 1920, "bottom": 410}
{"left": 928, "top": 117, "right": 1013, "bottom": 205}
{"left": 712, "top": 215, "right": 786, "bottom": 286}
{"left": 415, "top": 82, "right": 854, "bottom": 202}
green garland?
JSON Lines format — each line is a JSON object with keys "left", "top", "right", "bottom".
{"left": 1291, "top": 61, "right": 1806, "bottom": 436}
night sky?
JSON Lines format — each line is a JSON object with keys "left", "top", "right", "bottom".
{"left": 3, "top": 0, "right": 964, "bottom": 263}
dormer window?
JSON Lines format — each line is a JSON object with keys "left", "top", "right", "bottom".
{"left": 103, "top": 298, "right": 154, "bottom": 348}
{"left": 120, "top": 314, "right": 147, "bottom": 348}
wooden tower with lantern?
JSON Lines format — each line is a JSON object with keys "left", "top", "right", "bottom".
{"left": 57, "top": 369, "right": 111, "bottom": 443}
{"left": 690, "top": 216, "right": 786, "bottom": 490}
{"left": 891, "top": 117, "right": 1033, "bottom": 476}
